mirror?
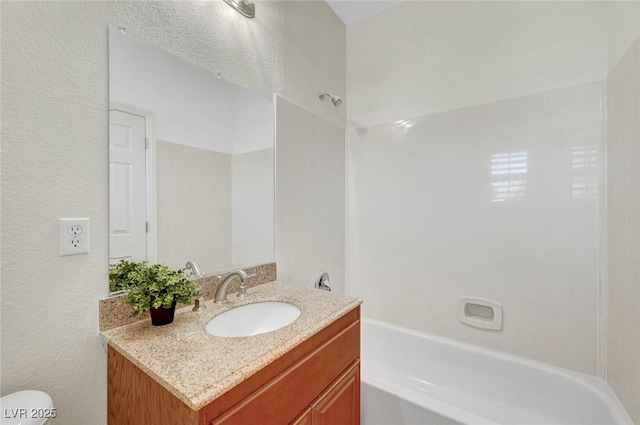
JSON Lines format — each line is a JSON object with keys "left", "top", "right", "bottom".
{"left": 108, "top": 26, "right": 274, "bottom": 293}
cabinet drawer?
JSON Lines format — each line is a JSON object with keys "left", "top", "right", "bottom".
{"left": 212, "top": 321, "right": 360, "bottom": 425}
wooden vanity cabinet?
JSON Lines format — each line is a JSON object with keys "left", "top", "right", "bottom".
{"left": 289, "top": 359, "right": 359, "bottom": 425}
{"left": 108, "top": 306, "right": 360, "bottom": 425}
{"left": 307, "top": 361, "right": 360, "bottom": 425}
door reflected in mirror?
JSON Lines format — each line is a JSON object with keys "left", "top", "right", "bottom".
{"left": 108, "top": 25, "right": 274, "bottom": 293}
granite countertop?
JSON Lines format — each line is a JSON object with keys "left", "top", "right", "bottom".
{"left": 102, "top": 281, "right": 361, "bottom": 410}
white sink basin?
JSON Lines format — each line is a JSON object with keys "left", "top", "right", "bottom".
{"left": 205, "top": 301, "right": 301, "bottom": 337}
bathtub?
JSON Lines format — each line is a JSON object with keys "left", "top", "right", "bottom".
{"left": 361, "top": 319, "right": 632, "bottom": 425}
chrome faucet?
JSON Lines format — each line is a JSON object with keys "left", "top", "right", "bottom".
{"left": 184, "top": 260, "right": 206, "bottom": 311}
{"left": 214, "top": 269, "right": 249, "bottom": 304}
{"left": 184, "top": 260, "right": 204, "bottom": 279}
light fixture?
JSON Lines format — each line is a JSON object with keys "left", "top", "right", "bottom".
{"left": 223, "top": 0, "right": 255, "bottom": 18}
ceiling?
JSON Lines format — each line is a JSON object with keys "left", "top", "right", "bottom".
{"left": 325, "top": 1, "right": 402, "bottom": 25}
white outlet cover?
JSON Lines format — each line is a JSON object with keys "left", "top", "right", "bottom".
{"left": 59, "top": 218, "right": 90, "bottom": 256}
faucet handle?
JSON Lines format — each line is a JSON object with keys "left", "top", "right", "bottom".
{"left": 184, "top": 260, "right": 204, "bottom": 279}
{"left": 192, "top": 284, "right": 206, "bottom": 311}
{"left": 237, "top": 283, "right": 248, "bottom": 299}
{"left": 236, "top": 272, "right": 257, "bottom": 299}
{"left": 192, "top": 296, "right": 206, "bottom": 311}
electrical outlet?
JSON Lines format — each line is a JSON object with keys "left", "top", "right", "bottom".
{"left": 59, "top": 218, "right": 90, "bottom": 256}
{"left": 68, "top": 225, "right": 83, "bottom": 236}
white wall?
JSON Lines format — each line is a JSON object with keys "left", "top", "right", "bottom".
{"left": 232, "top": 148, "right": 275, "bottom": 268}
{"left": 1, "top": 2, "right": 345, "bottom": 424}
{"left": 110, "top": 26, "right": 273, "bottom": 155}
{"left": 347, "top": 1, "right": 640, "bottom": 130}
{"left": 275, "top": 96, "right": 346, "bottom": 294}
{"left": 156, "top": 141, "right": 232, "bottom": 273}
{"left": 348, "top": 82, "right": 602, "bottom": 373}
{"left": 604, "top": 2, "right": 640, "bottom": 72}
{"left": 283, "top": 1, "right": 346, "bottom": 129}
{"left": 345, "top": 1, "right": 639, "bottom": 374}
{"left": 232, "top": 87, "right": 274, "bottom": 155}
{"left": 110, "top": 27, "right": 235, "bottom": 153}
{"left": 606, "top": 36, "right": 640, "bottom": 423}
{"left": 157, "top": 143, "right": 275, "bottom": 273}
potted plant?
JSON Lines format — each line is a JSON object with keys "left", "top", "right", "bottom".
{"left": 109, "top": 260, "right": 200, "bottom": 326}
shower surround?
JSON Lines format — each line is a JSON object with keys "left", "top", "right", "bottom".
{"left": 346, "top": 2, "right": 640, "bottom": 420}
{"left": 348, "top": 82, "right": 602, "bottom": 373}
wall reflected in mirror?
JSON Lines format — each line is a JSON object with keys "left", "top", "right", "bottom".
{"left": 108, "top": 26, "right": 274, "bottom": 293}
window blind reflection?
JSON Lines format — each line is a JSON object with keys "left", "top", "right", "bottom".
{"left": 571, "top": 145, "right": 597, "bottom": 200}
{"left": 491, "top": 152, "right": 527, "bottom": 202}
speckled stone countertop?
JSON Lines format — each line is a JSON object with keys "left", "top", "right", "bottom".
{"left": 102, "top": 281, "right": 361, "bottom": 410}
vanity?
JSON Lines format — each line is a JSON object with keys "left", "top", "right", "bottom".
{"left": 104, "top": 281, "right": 361, "bottom": 425}
{"left": 104, "top": 26, "right": 357, "bottom": 424}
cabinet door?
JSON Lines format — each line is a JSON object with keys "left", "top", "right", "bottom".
{"left": 310, "top": 361, "right": 360, "bottom": 425}
{"left": 291, "top": 408, "right": 312, "bottom": 425}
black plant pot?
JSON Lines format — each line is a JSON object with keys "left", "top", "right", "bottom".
{"left": 149, "top": 300, "right": 177, "bottom": 326}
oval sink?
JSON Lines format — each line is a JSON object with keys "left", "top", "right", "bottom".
{"left": 205, "top": 301, "right": 301, "bottom": 337}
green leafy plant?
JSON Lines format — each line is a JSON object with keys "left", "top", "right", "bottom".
{"left": 109, "top": 260, "right": 200, "bottom": 316}
{"left": 109, "top": 260, "right": 144, "bottom": 293}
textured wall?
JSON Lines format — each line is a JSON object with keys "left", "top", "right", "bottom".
{"left": 606, "top": 36, "right": 640, "bottom": 423}
{"left": 110, "top": 25, "right": 275, "bottom": 155}
{"left": 1, "top": 1, "right": 345, "bottom": 424}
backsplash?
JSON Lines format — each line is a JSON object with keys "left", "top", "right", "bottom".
{"left": 99, "top": 262, "right": 277, "bottom": 331}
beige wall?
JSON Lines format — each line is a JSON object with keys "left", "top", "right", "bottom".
{"left": 606, "top": 36, "right": 640, "bottom": 423}
{"left": 232, "top": 147, "right": 275, "bottom": 268}
{"left": 0, "top": 2, "right": 345, "bottom": 424}
{"left": 157, "top": 141, "right": 232, "bottom": 273}
{"left": 157, "top": 142, "right": 275, "bottom": 273}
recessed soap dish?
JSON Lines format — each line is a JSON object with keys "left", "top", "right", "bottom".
{"left": 458, "top": 297, "right": 503, "bottom": 330}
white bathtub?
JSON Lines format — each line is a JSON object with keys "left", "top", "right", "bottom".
{"left": 361, "top": 319, "right": 632, "bottom": 425}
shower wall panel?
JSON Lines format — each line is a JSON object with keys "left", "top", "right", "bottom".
{"left": 348, "top": 83, "right": 602, "bottom": 374}
{"left": 232, "top": 148, "right": 275, "bottom": 269}
{"left": 275, "top": 96, "right": 346, "bottom": 294}
{"left": 606, "top": 36, "right": 640, "bottom": 423}
{"left": 157, "top": 141, "right": 232, "bottom": 272}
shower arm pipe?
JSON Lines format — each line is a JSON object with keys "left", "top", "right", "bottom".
{"left": 319, "top": 92, "right": 342, "bottom": 107}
